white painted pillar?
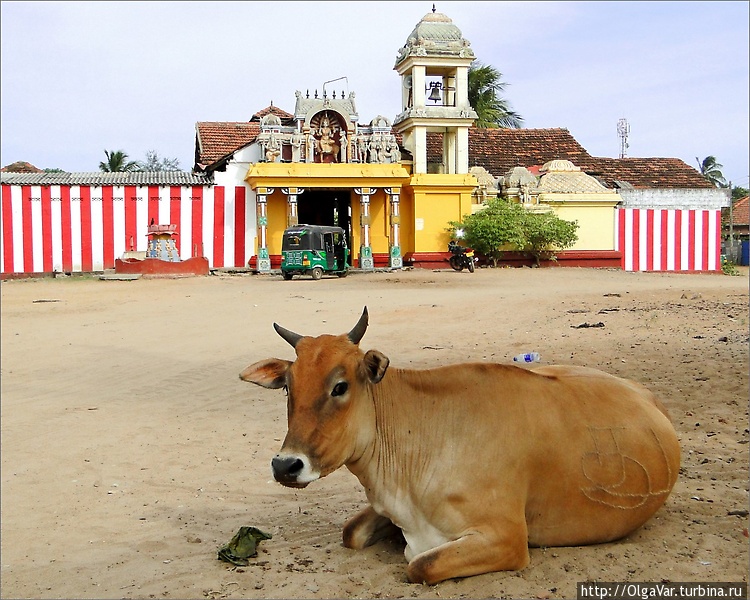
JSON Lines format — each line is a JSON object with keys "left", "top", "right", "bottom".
{"left": 414, "top": 127, "right": 428, "bottom": 174}
{"left": 457, "top": 127, "right": 470, "bottom": 174}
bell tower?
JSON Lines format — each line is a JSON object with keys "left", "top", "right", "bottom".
{"left": 392, "top": 7, "right": 478, "bottom": 174}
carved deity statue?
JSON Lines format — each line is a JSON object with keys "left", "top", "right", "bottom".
{"left": 368, "top": 135, "right": 383, "bottom": 163}
{"left": 290, "top": 131, "right": 304, "bottom": 162}
{"left": 314, "top": 115, "right": 340, "bottom": 161}
{"left": 265, "top": 132, "right": 281, "bottom": 163}
{"left": 357, "top": 135, "right": 368, "bottom": 163}
{"left": 339, "top": 130, "right": 348, "bottom": 163}
{"left": 384, "top": 136, "right": 401, "bottom": 163}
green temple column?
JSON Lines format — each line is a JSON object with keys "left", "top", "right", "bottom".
{"left": 385, "top": 187, "right": 403, "bottom": 269}
{"left": 255, "top": 187, "right": 274, "bottom": 273}
{"left": 354, "top": 187, "right": 375, "bottom": 270}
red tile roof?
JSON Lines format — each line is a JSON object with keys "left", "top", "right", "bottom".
{"left": 250, "top": 105, "right": 295, "bottom": 123}
{"left": 584, "top": 157, "right": 713, "bottom": 189}
{"left": 195, "top": 106, "right": 713, "bottom": 189}
{"left": 459, "top": 128, "right": 712, "bottom": 189}
{"left": 1, "top": 161, "right": 43, "bottom": 173}
{"left": 195, "top": 121, "right": 260, "bottom": 166}
{"left": 731, "top": 196, "right": 749, "bottom": 225}
{"left": 195, "top": 105, "right": 295, "bottom": 167}
{"left": 464, "top": 128, "right": 593, "bottom": 175}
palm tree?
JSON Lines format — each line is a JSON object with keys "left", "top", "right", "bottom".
{"left": 696, "top": 156, "right": 728, "bottom": 188}
{"left": 468, "top": 61, "right": 524, "bottom": 129}
{"left": 99, "top": 150, "right": 139, "bottom": 173}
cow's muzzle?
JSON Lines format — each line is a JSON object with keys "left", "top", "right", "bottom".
{"left": 271, "top": 454, "right": 313, "bottom": 488}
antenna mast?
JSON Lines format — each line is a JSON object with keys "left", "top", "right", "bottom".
{"left": 617, "top": 118, "right": 630, "bottom": 158}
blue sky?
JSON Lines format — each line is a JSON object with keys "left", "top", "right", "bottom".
{"left": 1, "top": 1, "right": 748, "bottom": 187}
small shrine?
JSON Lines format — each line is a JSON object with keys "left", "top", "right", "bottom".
{"left": 146, "top": 223, "right": 180, "bottom": 261}
{"left": 114, "top": 221, "right": 209, "bottom": 277}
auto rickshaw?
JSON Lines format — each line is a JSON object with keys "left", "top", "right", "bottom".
{"left": 280, "top": 224, "right": 350, "bottom": 280}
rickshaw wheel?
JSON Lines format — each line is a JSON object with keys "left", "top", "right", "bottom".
{"left": 337, "top": 270, "right": 348, "bottom": 277}
{"left": 282, "top": 272, "right": 293, "bottom": 280}
{"left": 311, "top": 267, "right": 323, "bottom": 280}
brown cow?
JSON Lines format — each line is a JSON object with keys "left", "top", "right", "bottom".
{"left": 240, "top": 307, "right": 680, "bottom": 584}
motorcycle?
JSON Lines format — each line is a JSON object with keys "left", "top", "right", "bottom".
{"left": 448, "top": 239, "right": 476, "bottom": 273}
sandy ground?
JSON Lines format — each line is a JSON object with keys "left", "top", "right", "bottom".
{"left": 1, "top": 266, "right": 748, "bottom": 600}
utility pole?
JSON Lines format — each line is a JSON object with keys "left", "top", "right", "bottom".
{"left": 728, "top": 180, "right": 733, "bottom": 247}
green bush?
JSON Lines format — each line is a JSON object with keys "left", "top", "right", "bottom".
{"left": 520, "top": 210, "right": 579, "bottom": 266}
{"left": 448, "top": 198, "right": 579, "bottom": 267}
{"left": 448, "top": 198, "right": 525, "bottom": 267}
{"left": 721, "top": 256, "right": 740, "bottom": 276}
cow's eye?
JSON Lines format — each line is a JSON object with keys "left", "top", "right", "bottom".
{"left": 331, "top": 381, "right": 349, "bottom": 397}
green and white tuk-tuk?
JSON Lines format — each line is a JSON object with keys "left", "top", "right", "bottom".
{"left": 280, "top": 224, "right": 350, "bottom": 280}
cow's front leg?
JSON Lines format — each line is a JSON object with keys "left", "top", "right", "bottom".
{"left": 406, "top": 522, "right": 530, "bottom": 585}
{"left": 343, "top": 505, "right": 401, "bottom": 549}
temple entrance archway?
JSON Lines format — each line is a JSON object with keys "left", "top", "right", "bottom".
{"left": 298, "top": 189, "right": 352, "bottom": 249}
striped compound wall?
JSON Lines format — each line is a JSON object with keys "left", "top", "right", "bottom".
{"left": 0, "top": 184, "right": 724, "bottom": 276}
{"left": 1, "top": 184, "right": 255, "bottom": 276}
{"left": 615, "top": 208, "right": 722, "bottom": 272}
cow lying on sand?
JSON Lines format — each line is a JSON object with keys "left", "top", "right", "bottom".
{"left": 240, "top": 307, "right": 680, "bottom": 584}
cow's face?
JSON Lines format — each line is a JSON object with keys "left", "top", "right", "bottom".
{"left": 240, "top": 308, "right": 389, "bottom": 488}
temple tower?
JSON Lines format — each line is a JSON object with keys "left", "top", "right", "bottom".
{"left": 392, "top": 7, "right": 478, "bottom": 174}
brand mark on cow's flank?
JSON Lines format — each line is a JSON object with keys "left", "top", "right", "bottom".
{"left": 581, "top": 426, "right": 674, "bottom": 509}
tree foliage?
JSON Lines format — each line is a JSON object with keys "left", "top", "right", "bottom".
{"left": 448, "top": 198, "right": 525, "bottom": 266}
{"left": 468, "top": 61, "right": 523, "bottom": 129}
{"left": 731, "top": 185, "right": 748, "bottom": 202}
{"left": 696, "top": 155, "right": 728, "bottom": 188}
{"left": 448, "top": 197, "right": 579, "bottom": 267}
{"left": 140, "top": 150, "right": 181, "bottom": 172}
{"left": 99, "top": 149, "right": 181, "bottom": 172}
{"left": 519, "top": 210, "right": 579, "bottom": 266}
{"left": 99, "top": 150, "right": 139, "bottom": 173}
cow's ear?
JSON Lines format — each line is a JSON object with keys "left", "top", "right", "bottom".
{"left": 362, "top": 350, "right": 389, "bottom": 384}
{"left": 239, "top": 358, "right": 291, "bottom": 389}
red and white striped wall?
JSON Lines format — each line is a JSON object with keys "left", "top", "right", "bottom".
{"left": 0, "top": 184, "right": 255, "bottom": 275}
{"left": 615, "top": 208, "right": 722, "bottom": 272}
{"left": 0, "top": 188, "right": 725, "bottom": 276}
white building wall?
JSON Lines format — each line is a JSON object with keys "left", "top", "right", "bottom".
{"left": 618, "top": 188, "right": 730, "bottom": 210}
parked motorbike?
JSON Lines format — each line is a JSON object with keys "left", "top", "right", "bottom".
{"left": 448, "top": 239, "right": 476, "bottom": 273}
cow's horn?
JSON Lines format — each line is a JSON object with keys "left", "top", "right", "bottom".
{"left": 274, "top": 323, "right": 303, "bottom": 348}
{"left": 347, "top": 307, "right": 369, "bottom": 345}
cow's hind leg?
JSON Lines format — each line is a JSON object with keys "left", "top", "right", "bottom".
{"left": 407, "top": 522, "right": 529, "bottom": 585}
{"left": 343, "top": 505, "right": 401, "bottom": 550}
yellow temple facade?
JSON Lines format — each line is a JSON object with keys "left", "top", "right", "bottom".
{"left": 188, "top": 8, "right": 724, "bottom": 273}
{"left": 236, "top": 8, "right": 482, "bottom": 271}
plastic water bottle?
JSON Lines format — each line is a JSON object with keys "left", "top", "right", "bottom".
{"left": 513, "top": 352, "right": 541, "bottom": 363}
